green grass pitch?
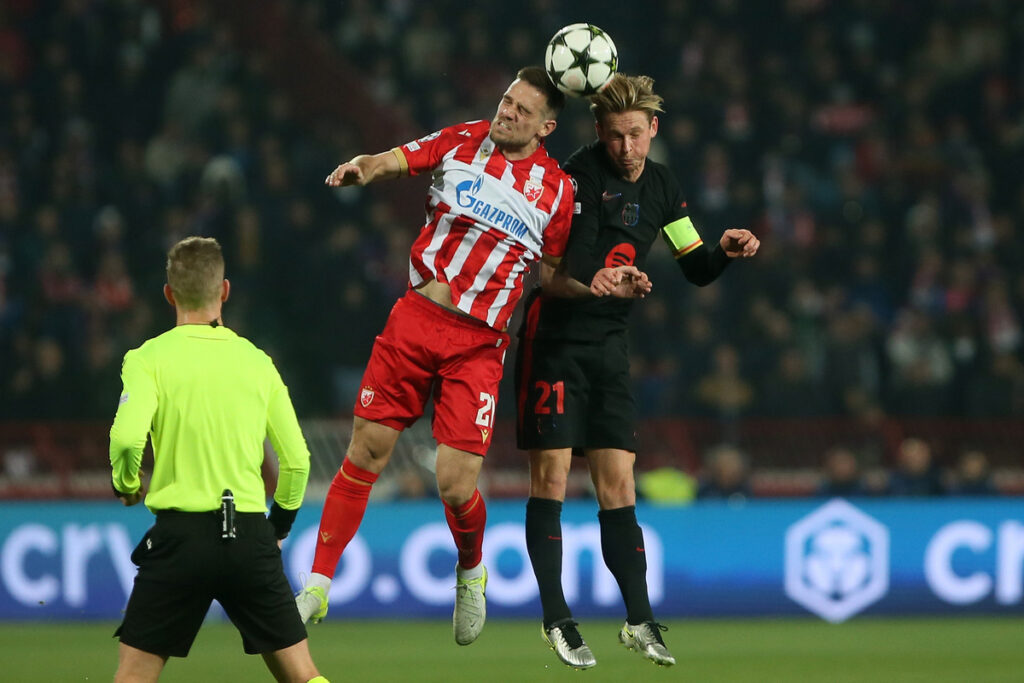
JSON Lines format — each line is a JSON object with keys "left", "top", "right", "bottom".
{"left": 3, "top": 616, "right": 1023, "bottom": 682}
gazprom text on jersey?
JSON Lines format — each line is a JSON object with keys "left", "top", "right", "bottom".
{"left": 456, "top": 179, "right": 529, "bottom": 240}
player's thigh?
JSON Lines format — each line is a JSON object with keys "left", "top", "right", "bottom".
{"left": 353, "top": 295, "right": 436, "bottom": 430}
{"left": 585, "top": 448, "right": 637, "bottom": 509}
{"left": 586, "top": 332, "right": 638, "bottom": 452}
{"left": 218, "top": 517, "right": 307, "bottom": 655}
{"left": 515, "top": 337, "right": 591, "bottom": 450}
{"left": 432, "top": 326, "right": 507, "bottom": 456}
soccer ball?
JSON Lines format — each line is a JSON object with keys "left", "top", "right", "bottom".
{"left": 544, "top": 23, "right": 618, "bottom": 97}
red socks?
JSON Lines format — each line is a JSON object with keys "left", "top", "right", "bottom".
{"left": 444, "top": 489, "right": 487, "bottom": 569}
{"left": 311, "top": 457, "right": 378, "bottom": 578}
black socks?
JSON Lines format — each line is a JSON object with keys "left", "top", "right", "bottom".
{"left": 599, "top": 505, "right": 654, "bottom": 625}
{"left": 526, "top": 497, "right": 571, "bottom": 627}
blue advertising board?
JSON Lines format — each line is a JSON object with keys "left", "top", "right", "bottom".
{"left": 1, "top": 499, "right": 1022, "bottom": 622}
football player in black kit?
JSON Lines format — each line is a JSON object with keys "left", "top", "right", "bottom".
{"left": 515, "top": 73, "right": 759, "bottom": 670}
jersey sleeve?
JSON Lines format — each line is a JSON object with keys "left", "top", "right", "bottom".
{"left": 394, "top": 122, "right": 477, "bottom": 177}
{"left": 661, "top": 178, "right": 732, "bottom": 285}
{"left": 109, "top": 349, "right": 157, "bottom": 495}
{"left": 265, "top": 363, "right": 310, "bottom": 511}
{"left": 660, "top": 181, "right": 703, "bottom": 257}
{"left": 563, "top": 161, "right": 606, "bottom": 284}
{"left": 540, "top": 173, "right": 574, "bottom": 259}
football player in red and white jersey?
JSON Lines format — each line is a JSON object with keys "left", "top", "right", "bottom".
{"left": 295, "top": 66, "right": 645, "bottom": 646}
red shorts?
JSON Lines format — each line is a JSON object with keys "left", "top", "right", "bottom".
{"left": 354, "top": 290, "right": 509, "bottom": 456}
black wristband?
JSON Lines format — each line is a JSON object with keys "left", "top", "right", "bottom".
{"left": 268, "top": 502, "right": 298, "bottom": 540}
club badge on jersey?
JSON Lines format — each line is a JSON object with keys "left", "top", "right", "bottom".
{"left": 360, "top": 386, "right": 375, "bottom": 408}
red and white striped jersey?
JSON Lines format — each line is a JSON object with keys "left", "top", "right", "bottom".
{"left": 393, "top": 120, "right": 573, "bottom": 330}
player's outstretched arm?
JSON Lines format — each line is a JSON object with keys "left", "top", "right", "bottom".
{"left": 720, "top": 228, "right": 759, "bottom": 258}
{"left": 542, "top": 259, "right": 652, "bottom": 299}
{"left": 325, "top": 150, "right": 403, "bottom": 187}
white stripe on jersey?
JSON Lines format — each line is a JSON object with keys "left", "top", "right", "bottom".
{"left": 411, "top": 212, "right": 455, "bottom": 286}
{"left": 461, "top": 236, "right": 513, "bottom": 314}
{"left": 486, "top": 255, "right": 528, "bottom": 328}
{"left": 443, "top": 227, "right": 478, "bottom": 286}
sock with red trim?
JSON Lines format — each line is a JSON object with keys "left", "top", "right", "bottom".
{"left": 526, "top": 496, "right": 572, "bottom": 628}
{"left": 311, "top": 457, "right": 378, "bottom": 578}
{"left": 599, "top": 505, "right": 654, "bottom": 625}
{"left": 444, "top": 489, "right": 486, "bottom": 569}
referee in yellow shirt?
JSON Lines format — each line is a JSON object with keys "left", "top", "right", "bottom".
{"left": 109, "top": 236, "right": 328, "bottom": 683}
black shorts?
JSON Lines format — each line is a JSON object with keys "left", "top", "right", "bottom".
{"left": 515, "top": 330, "right": 637, "bottom": 452}
{"left": 115, "top": 511, "right": 306, "bottom": 657}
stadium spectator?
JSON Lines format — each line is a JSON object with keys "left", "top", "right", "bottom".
{"left": 817, "top": 446, "right": 870, "bottom": 498}
{"left": 949, "top": 449, "right": 998, "bottom": 497}
{"left": 887, "top": 437, "right": 946, "bottom": 497}
{"left": 696, "top": 443, "right": 752, "bottom": 502}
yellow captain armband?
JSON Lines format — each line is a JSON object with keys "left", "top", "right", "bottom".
{"left": 662, "top": 216, "right": 703, "bottom": 257}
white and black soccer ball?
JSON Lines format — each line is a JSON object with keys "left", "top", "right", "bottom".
{"left": 544, "top": 23, "right": 618, "bottom": 97}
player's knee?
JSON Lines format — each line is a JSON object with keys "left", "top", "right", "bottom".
{"left": 530, "top": 470, "right": 569, "bottom": 499}
{"left": 346, "top": 437, "right": 393, "bottom": 473}
{"left": 437, "top": 475, "right": 475, "bottom": 507}
{"left": 596, "top": 478, "right": 636, "bottom": 509}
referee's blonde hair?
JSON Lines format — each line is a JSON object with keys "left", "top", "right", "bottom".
{"left": 589, "top": 74, "right": 665, "bottom": 123}
{"left": 166, "top": 236, "right": 224, "bottom": 310}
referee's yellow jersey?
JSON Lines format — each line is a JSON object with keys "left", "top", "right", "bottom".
{"left": 109, "top": 324, "right": 310, "bottom": 514}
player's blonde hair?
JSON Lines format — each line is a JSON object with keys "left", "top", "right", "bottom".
{"left": 589, "top": 73, "right": 664, "bottom": 123}
{"left": 166, "top": 236, "right": 224, "bottom": 310}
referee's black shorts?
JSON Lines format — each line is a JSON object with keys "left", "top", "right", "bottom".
{"left": 115, "top": 511, "right": 306, "bottom": 657}
{"left": 515, "top": 330, "right": 638, "bottom": 453}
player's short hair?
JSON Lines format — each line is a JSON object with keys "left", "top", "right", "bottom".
{"left": 166, "top": 236, "right": 224, "bottom": 310}
{"left": 590, "top": 73, "right": 665, "bottom": 124}
{"left": 516, "top": 65, "right": 565, "bottom": 118}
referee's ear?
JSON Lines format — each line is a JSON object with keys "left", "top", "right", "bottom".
{"left": 221, "top": 279, "right": 230, "bottom": 303}
{"left": 163, "top": 283, "right": 176, "bottom": 308}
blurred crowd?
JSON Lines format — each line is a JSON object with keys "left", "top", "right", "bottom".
{"left": 2, "top": 0, "right": 1024, "bottom": 437}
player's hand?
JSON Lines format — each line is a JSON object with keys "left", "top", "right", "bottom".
{"left": 119, "top": 484, "right": 144, "bottom": 507}
{"left": 720, "top": 228, "right": 759, "bottom": 258}
{"left": 118, "top": 471, "right": 148, "bottom": 507}
{"left": 325, "top": 161, "right": 365, "bottom": 187}
{"left": 591, "top": 266, "right": 652, "bottom": 298}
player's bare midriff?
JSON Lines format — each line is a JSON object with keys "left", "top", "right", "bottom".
{"left": 414, "top": 279, "right": 474, "bottom": 319}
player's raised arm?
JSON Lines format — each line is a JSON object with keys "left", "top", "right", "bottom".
{"left": 324, "top": 149, "right": 404, "bottom": 187}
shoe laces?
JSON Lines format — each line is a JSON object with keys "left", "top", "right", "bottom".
{"left": 644, "top": 621, "right": 669, "bottom": 646}
{"left": 549, "top": 619, "right": 584, "bottom": 649}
